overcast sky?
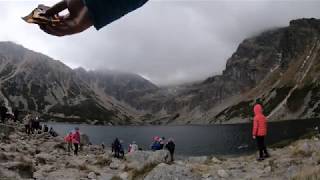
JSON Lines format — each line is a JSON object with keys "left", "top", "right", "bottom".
{"left": 0, "top": 0, "right": 320, "bottom": 86}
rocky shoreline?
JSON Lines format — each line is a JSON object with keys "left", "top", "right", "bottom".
{"left": 0, "top": 123, "right": 320, "bottom": 180}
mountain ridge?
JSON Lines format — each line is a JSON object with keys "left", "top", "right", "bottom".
{"left": 1, "top": 18, "right": 320, "bottom": 125}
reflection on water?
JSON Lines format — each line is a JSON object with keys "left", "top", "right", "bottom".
{"left": 47, "top": 119, "right": 320, "bottom": 156}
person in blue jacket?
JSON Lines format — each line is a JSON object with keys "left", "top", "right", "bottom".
{"left": 39, "top": 0, "right": 149, "bottom": 36}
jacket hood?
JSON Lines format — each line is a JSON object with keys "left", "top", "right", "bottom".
{"left": 254, "top": 104, "right": 263, "bottom": 116}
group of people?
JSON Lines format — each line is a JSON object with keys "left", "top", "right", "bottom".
{"left": 23, "top": 114, "right": 42, "bottom": 135}
{"left": 110, "top": 136, "right": 176, "bottom": 162}
{"left": 150, "top": 136, "right": 175, "bottom": 162}
{"left": 64, "top": 127, "right": 81, "bottom": 155}
{"left": 17, "top": 102, "right": 268, "bottom": 162}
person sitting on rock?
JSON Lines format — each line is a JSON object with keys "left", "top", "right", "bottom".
{"left": 43, "top": 124, "right": 49, "bottom": 132}
{"left": 151, "top": 136, "right": 161, "bottom": 151}
{"left": 165, "top": 138, "right": 175, "bottom": 162}
{"left": 128, "top": 141, "right": 138, "bottom": 154}
{"left": 252, "top": 103, "right": 270, "bottom": 161}
{"left": 72, "top": 127, "right": 81, "bottom": 155}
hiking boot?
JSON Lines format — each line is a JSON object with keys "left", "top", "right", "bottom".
{"left": 257, "top": 157, "right": 265, "bottom": 161}
{"left": 264, "top": 154, "right": 270, "bottom": 158}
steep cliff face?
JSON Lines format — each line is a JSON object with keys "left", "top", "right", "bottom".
{"left": 0, "top": 42, "right": 137, "bottom": 125}
{"left": 213, "top": 18, "right": 320, "bottom": 123}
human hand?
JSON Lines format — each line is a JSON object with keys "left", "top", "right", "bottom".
{"left": 252, "top": 136, "right": 256, "bottom": 139}
{"left": 39, "top": 0, "right": 93, "bottom": 36}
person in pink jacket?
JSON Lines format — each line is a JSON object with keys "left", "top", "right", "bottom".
{"left": 252, "top": 103, "right": 270, "bottom": 161}
{"left": 72, "top": 127, "right": 81, "bottom": 155}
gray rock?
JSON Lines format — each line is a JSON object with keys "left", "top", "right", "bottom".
{"left": 119, "top": 172, "right": 129, "bottom": 180}
{"left": 211, "top": 157, "right": 222, "bottom": 164}
{"left": 144, "top": 163, "right": 201, "bottom": 180}
{"left": 188, "top": 156, "right": 209, "bottom": 164}
{"left": 217, "top": 169, "right": 228, "bottom": 178}
{"left": 35, "top": 153, "right": 55, "bottom": 164}
{"left": 110, "top": 159, "right": 122, "bottom": 170}
{"left": 46, "top": 169, "right": 84, "bottom": 180}
{"left": 88, "top": 172, "right": 97, "bottom": 179}
{"left": 264, "top": 166, "right": 272, "bottom": 173}
{"left": 126, "top": 150, "right": 169, "bottom": 171}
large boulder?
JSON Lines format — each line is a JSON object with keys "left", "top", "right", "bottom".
{"left": 46, "top": 169, "right": 85, "bottom": 180}
{"left": 126, "top": 150, "right": 169, "bottom": 171}
{"left": 144, "top": 163, "right": 201, "bottom": 180}
{"left": 110, "top": 158, "right": 124, "bottom": 170}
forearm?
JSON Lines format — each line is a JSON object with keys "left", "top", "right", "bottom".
{"left": 83, "top": 0, "right": 149, "bottom": 30}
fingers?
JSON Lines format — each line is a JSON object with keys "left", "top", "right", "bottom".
{"left": 39, "top": 24, "right": 69, "bottom": 37}
{"left": 45, "top": 0, "right": 67, "bottom": 16}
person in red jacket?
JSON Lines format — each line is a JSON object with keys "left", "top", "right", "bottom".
{"left": 72, "top": 127, "right": 81, "bottom": 155}
{"left": 252, "top": 103, "right": 270, "bottom": 161}
{"left": 64, "top": 132, "right": 73, "bottom": 152}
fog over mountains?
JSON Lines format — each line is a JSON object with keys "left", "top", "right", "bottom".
{"left": 0, "top": 18, "right": 320, "bottom": 125}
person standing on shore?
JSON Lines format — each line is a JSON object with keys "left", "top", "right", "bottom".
{"left": 64, "top": 132, "right": 73, "bottom": 153}
{"left": 72, "top": 127, "right": 81, "bottom": 155}
{"left": 112, "top": 138, "right": 121, "bottom": 158}
{"left": 165, "top": 138, "right": 175, "bottom": 162}
{"left": 23, "top": 114, "right": 31, "bottom": 135}
{"left": 13, "top": 109, "right": 19, "bottom": 123}
{"left": 252, "top": 103, "right": 270, "bottom": 161}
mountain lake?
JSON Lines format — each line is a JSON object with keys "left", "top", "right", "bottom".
{"left": 46, "top": 119, "right": 320, "bottom": 156}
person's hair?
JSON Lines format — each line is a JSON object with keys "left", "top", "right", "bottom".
{"left": 255, "top": 98, "right": 263, "bottom": 105}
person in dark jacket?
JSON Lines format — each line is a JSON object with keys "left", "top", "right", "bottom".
{"left": 165, "top": 138, "right": 175, "bottom": 162}
{"left": 39, "top": 0, "right": 149, "bottom": 36}
{"left": 112, "top": 138, "right": 121, "bottom": 158}
{"left": 13, "top": 109, "right": 19, "bottom": 122}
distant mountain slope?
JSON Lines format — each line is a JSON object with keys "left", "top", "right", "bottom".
{"left": 0, "top": 42, "right": 155, "bottom": 125}
{"left": 139, "top": 18, "right": 320, "bottom": 124}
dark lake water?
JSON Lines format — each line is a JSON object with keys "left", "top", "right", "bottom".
{"left": 46, "top": 119, "right": 320, "bottom": 156}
